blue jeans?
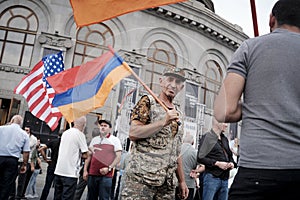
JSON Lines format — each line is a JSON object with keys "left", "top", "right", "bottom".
{"left": 40, "top": 166, "right": 56, "bottom": 200}
{"left": 54, "top": 175, "right": 78, "bottom": 200}
{"left": 25, "top": 169, "right": 40, "bottom": 196}
{"left": 87, "top": 176, "right": 112, "bottom": 200}
{"left": 202, "top": 172, "right": 228, "bottom": 200}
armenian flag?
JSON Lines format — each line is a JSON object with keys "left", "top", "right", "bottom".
{"left": 47, "top": 49, "right": 132, "bottom": 122}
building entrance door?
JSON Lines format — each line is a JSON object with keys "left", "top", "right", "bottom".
{"left": 0, "top": 98, "right": 20, "bottom": 125}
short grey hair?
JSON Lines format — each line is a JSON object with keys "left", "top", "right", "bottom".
{"left": 74, "top": 116, "right": 87, "bottom": 131}
{"left": 183, "top": 134, "right": 194, "bottom": 144}
{"left": 10, "top": 115, "right": 23, "bottom": 126}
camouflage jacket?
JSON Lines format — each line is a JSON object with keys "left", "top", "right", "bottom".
{"left": 126, "top": 95, "right": 184, "bottom": 187}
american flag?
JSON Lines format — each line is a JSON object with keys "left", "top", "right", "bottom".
{"left": 14, "top": 52, "right": 64, "bottom": 130}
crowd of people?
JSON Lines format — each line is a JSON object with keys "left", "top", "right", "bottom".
{"left": 0, "top": 67, "right": 237, "bottom": 200}
{"left": 1, "top": 0, "right": 300, "bottom": 199}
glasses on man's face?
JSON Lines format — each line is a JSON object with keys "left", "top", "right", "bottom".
{"left": 25, "top": 129, "right": 30, "bottom": 132}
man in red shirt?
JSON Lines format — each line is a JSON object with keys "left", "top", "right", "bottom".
{"left": 83, "top": 119, "right": 122, "bottom": 200}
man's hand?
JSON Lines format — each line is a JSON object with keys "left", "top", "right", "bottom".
{"left": 99, "top": 167, "right": 110, "bottom": 175}
{"left": 163, "top": 109, "right": 179, "bottom": 126}
{"left": 227, "top": 162, "right": 234, "bottom": 170}
{"left": 215, "top": 161, "right": 234, "bottom": 170}
{"left": 45, "top": 158, "right": 52, "bottom": 164}
{"left": 31, "top": 165, "right": 35, "bottom": 172}
{"left": 190, "top": 164, "right": 205, "bottom": 178}
{"left": 190, "top": 170, "right": 198, "bottom": 179}
{"left": 83, "top": 170, "right": 89, "bottom": 181}
{"left": 178, "top": 181, "right": 189, "bottom": 199}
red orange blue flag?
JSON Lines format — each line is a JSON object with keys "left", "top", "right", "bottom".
{"left": 47, "top": 48, "right": 132, "bottom": 122}
{"left": 70, "top": 0, "right": 186, "bottom": 27}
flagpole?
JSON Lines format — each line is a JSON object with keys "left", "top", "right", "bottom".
{"left": 121, "top": 61, "right": 169, "bottom": 112}
{"left": 108, "top": 46, "right": 181, "bottom": 125}
{"left": 108, "top": 46, "right": 169, "bottom": 111}
{"left": 250, "top": 0, "right": 259, "bottom": 36}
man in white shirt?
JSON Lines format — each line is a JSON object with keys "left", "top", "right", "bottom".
{"left": 54, "top": 116, "right": 88, "bottom": 200}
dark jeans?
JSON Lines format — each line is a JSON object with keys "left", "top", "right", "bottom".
{"left": 0, "top": 156, "right": 19, "bottom": 200}
{"left": 16, "top": 162, "right": 32, "bottom": 198}
{"left": 74, "top": 174, "right": 87, "bottom": 200}
{"left": 194, "top": 187, "right": 202, "bottom": 200}
{"left": 229, "top": 167, "right": 300, "bottom": 200}
{"left": 54, "top": 175, "right": 78, "bottom": 200}
{"left": 87, "top": 176, "right": 112, "bottom": 200}
{"left": 40, "top": 166, "right": 56, "bottom": 200}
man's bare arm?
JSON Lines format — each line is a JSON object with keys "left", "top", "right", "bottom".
{"left": 109, "top": 150, "right": 122, "bottom": 169}
{"left": 38, "top": 145, "right": 49, "bottom": 162}
{"left": 214, "top": 73, "right": 245, "bottom": 123}
{"left": 83, "top": 151, "right": 92, "bottom": 181}
{"left": 176, "top": 156, "right": 189, "bottom": 199}
{"left": 20, "top": 151, "right": 29, "bottom": 173}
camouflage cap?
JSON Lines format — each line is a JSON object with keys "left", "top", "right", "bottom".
{"left": 163, "top": 67, "right": 186, "bottom": 81}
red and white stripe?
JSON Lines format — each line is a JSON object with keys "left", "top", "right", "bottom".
{"left": 14, "top": 61, "right": 61, "bottom": 130}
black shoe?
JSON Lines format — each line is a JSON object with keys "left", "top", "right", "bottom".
{"left": 15, "top": 196, "right": 27, "bottom": 200}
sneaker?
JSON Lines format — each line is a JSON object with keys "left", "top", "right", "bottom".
{"left": 32, "top": 194, "right": 39, "bottom": 198}
{"left": 25, "top": 194, "right": 33, "bottom": 198}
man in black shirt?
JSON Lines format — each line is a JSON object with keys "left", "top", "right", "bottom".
{"left": 39, "top": 133, "right": 61, "bottom": 200}
{"left": 198, "top": 118, "right": 236, "bottom": 200}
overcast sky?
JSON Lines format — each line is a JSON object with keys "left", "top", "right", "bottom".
{"left": 213, "top": 0, "right": 278, "bottom": 38}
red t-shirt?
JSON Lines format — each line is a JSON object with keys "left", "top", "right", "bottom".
{"left": 89, "top": 144, "right": 116, "bottom": 177}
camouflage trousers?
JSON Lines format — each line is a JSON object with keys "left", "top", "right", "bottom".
{"left": 120, "top": 173, "right": 176, "bottom": 200}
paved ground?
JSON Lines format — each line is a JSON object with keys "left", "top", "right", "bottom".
{"left": 16, "top": 161, "right": 88, "bottom": 200}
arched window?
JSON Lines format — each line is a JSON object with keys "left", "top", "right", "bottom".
{"left": 146, "top": 40, "right": 177, "bottom": 94}
{"left": 0, "top": 6, "right": 38, "bottom": 67}
{"left": 73, "top": 23, "right": 115, "bottom": 66}
{"left": 200, "top": 60, "right": 223, "bottom": 110}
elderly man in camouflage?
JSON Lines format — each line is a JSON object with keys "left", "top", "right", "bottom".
{"left": 121, "top": 67, "right": 189, "bottom": 200}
